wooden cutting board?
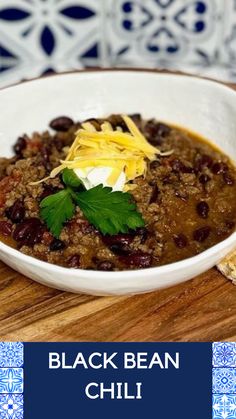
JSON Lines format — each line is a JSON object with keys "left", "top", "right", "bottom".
{"left": 0, "top": 73, "right": 236, "bottom": 342}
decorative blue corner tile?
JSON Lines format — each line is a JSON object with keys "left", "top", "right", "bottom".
{"left": 0, "top": 394, "right": 23, "bottom": 419}
{"left": 213, "top": 343, "right": 236, "bottom": 368}
{"left": 213, "top": 394, "right": 236, "bottom": 419}
{"left": 213, "top": 368, "right": 236, "bottom": 394}
{"left": 0, "top": 343, "right": 24, "bottom": 368}
{"left": 0, "top": 369, "right": 23, "bottom": 394}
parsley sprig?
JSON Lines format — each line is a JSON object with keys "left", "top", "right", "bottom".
{"left": 40, "top": 169, "right": 145, "bottom": 238}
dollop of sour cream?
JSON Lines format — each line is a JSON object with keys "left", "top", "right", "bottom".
{"left": 74, "top": 167, "right": 126, "bottom": 192}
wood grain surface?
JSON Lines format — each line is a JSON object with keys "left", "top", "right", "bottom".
{"left": 0, "top": 262, "right": 236, "bottom": 342}
{"left": 0, "top": 72, "right": 236, "bottom": 342}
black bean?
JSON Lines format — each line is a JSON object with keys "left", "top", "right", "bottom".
{"left": 193, "top": 226, "right": 211, "bottom": 242}
{"left": 97, "top": 260, "right": 115, "bottom": 271}
{"left": 40, "top": 185, "right": 57, "bottom": 201}
{"left": 50, "top": 238, "right": 66, "bottom": 251}
{"left": 211, "top": 162, "right": 228, "bottom": 175}
{"left": 68, "top": 255, "right": 81, "bottom": 268}
{"left": 13, "top": 137, "right": 27, "bottom": 156}
{"left": 135, "top": 227, "right": 148, "bottom": 244}
{"left": 119, "top": 252, "right": 152, "bottom": 268}
{"left": 84, "top": 118, "right": 102, "bottom": 131}
{"left": 13, "top": 218, "right": 45, "bottom": 246}
{"left": 0, "top": 221, "right": 12, "bottom": 236}
{"left": 49, "top": 116, "right": 74, "bottom": 132}
{"left": 5, "top": 199, "right": 25, "bottom": 223}
{"left": 145, "top": 120, "right": 170, "bottom": 145}
{"left": 149, "top": 184, "right": 160, "bottom": 204}
{"left": 195, "top": 154, "right": 213, "bottom": 172}
{"left": 173, "top": 234, "right": 188, "bottom": 248}
{"left": 223, "top": 173, "right": 235, "bottom": 186}
{"left": 196, "top": 201, "right": 209, "bottom": 219}
{"left": 129, "top": 114, "right": 142, "bottom": 129}
{"left": 225, "top": 220, "right": 235, "bottom": 230}
{"left": 171, "top": 159, "right": 184, "bottom": 173}
{"left": 199, "top": 174, "right": 211, "bottom": 184}
{"left": 108, "top": 115, "right": 127, "bottom": 131}
{"left": 150, "top": 160, "right": 160, "bottom": 170}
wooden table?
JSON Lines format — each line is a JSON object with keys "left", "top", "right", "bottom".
{"left": 1, "top": 261, "right": 236, "bottom": 342}
{"left": 0, "top": 74, "right": 236, "bottom": 342}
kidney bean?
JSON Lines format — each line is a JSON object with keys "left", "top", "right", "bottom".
{"left": 199, "top": 174, "right": 211, "bottom": 184}
{"left": 193, "top": 226, "right": 211, "bottom": 242}
{"left": 149, "top": 184, "right": 160, "bottom": 204}
{"left": 68, "top": 255, "right": 81, "bottom": 268}
{"left": 13, "top": 137, "right": 27, "bottom": 156}
{"left": 119, "top": 251, "right": 152, "bottom": 268}
{"left": 223, "top": 173, "right": 235, "bottom": 186}
{"left": 97, "top": 260, "right": 115, "bottom": 271}
{"left": 5, "top": 199, "right": 25, "bottom": 223}
{"left": 49, "top": 116, "right": 74, "bottom": 132}
{"left": 102, "top": 233, "right": 134, "bottom": 247}
{"left": 173, "top": 234, "right": 188, "bottom": 248}
{"left": 50, "top": 238, "right": 66, "bottom": 251}
{"left": 211, "top": 162, "right": 228, "bottom": 175}
{"left": 196, "top": 201, "right": 209, "bottom": 219}
{"left": 0, "top": 221, "right": 12, "bottom": 236}
{"left": 13, "top": 218, "right": 45, "bottom": 246}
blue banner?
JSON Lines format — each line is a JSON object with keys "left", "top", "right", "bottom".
{"left": 1, "top": 342, "right": 236, "bottom": 418}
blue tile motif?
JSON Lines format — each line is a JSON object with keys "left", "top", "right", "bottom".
{"left": 0, "top": 369, "right": 23, "bottom": 394}
{"left": 213, "top": 368, "right": 236, "bottom": 394}
{"left": 0, "top": 0, "right": 100, "bottom": 87}
{"left": 0, "top": 394, "right": 23, "bottom": 419}
{"left": 0, "top": 343, "right": 23, "bottom": 368}
{"left": 213, "top": 394, "right": 236, "bottom": 419}
{"left": 105, "top": 0, "right": 222, "bottom": 68}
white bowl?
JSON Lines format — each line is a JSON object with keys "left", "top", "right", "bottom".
{"left": 0, "top": 70, "right": 236, "bottom": 295}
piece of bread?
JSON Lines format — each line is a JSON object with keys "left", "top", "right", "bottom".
{"left": 217, "top": 251, "right": 236, "bottom": 285}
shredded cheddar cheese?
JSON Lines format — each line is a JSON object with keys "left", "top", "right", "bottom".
{"left": 32, "top": 115, "right": 168, "bottom": 188}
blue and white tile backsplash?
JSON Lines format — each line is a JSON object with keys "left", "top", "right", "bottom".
{"left": 1, "top": 0, "right": 236, "bottom": 88}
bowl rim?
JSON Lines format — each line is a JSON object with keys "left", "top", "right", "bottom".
{"left": 1, "top": 68, "right": 236, "bottom": 280}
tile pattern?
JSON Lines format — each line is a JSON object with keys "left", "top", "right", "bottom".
{"left": 0, "top": 395, "right": 23, "bottom": 419}
{"left": 104, "top": 0, "right": 222, "bottom": 67}
{"left": 213, "top": 343, "right": 236, "bottom": 418}
{"left": 0, "top": 343, "right": 23, "bottom": 368}
{"left": 0, "top": 0, "right": 100, "bottom": 87}
{"left": 1, "top": 1, "right": 236, "bottom": 86}
{"left": 0, "top": 344, "right": 23, "bottom": 419}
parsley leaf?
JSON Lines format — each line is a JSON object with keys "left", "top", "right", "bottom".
{"left": 40, "top": 189, "right": 75, "bottom": 238}
{"left": 74, "top": 184, "right": 145, "bottom": 235}
{"left": 62, "top": 168, "right": 81, "bottom": 188}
